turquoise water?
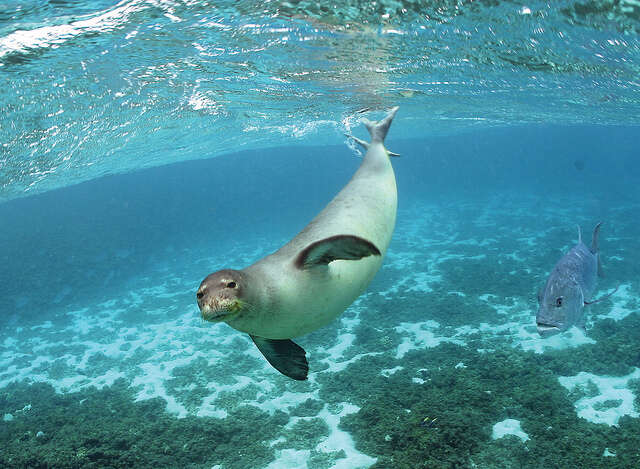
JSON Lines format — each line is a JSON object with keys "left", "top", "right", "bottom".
{"left": 1, "top": 1, "right": 640, "bottom": 468}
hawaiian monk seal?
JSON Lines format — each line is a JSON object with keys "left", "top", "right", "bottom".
{"left": 196, "top": 107, "right": 400, "bottom": 380}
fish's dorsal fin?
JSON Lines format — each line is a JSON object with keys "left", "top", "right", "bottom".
{"left": 295, "top": 235, "right": 381, "bottom": 270}
{"left": 250, "top": 336, "right": 308, "bottom": 380}
{"left": 591, "top": 222, "right": 602, "bottom": 254}
{"left": 576, "top": 224, "right": 582, "bottom": 244}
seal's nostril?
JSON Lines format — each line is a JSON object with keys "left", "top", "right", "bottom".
{"left": 196, "top": 291, "right": 204, "bottom": 299}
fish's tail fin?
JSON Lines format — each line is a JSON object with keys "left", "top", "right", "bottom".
{"left": 361, "top": 106, "right": 399, "bottom": 153}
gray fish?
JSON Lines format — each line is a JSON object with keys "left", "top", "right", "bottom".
{"left": 536, "top": 223, "right": 614, "bottom": 337}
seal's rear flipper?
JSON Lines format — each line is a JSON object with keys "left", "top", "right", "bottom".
{"left": 346, "top": 106, "right": 399, "bottom": 157}
{"left": 362, "top": 106, "right": 399, "bottom": 144}
{"left": 251, "top": 335, "right": 308, "bottom": 380}
{"left": 295, "top": 235, "right": 381, "bottom": 269}
{"left": 346, "top": 134, "right": 401, "bottom": 157}
{"left": 347, "top": 135, "right": 369, "bottom": 151}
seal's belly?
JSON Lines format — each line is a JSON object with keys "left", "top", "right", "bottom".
{"left": 262, "top": 255, "right": 383, "bottom": 338}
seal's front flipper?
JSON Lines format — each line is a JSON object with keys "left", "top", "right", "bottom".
{"left": 250, "top": 335, "right": 308, "bottom": 380}
{"left": 295, "top": 235, "right": 381, "bottom": 269}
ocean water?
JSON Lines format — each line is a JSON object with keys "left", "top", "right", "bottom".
{"left": 1, "top": 1, "right": 640, "bottom": 468}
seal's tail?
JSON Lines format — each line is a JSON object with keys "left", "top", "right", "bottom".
{"left": 348, "top": 106, "right": 400, "bottom": 157}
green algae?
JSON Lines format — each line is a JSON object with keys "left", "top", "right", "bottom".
{"left": 164, "top": 351, "right": 268, "bottom": 413}
{"left": 290, "top": 398, "right": 324, "bottom": 417}
{"left": 629, "top": 379, "right": 640, "bottom": 412}
{"left": 216, "top": 384, "right": 262, "bottom": 412}
{"left": 32, "top": 358, "right": 76, "bottom": 381}
{"left": 295, "top": 262, "right": 640, "bottom": 469}
{"left": 85, "top": 352, "right": 122, "bottom": 376}
{"left": 539, "top": 314, "right": 640, "bottom": 377}
{"left": 308, "top": 449, "right": 347, "bottom": 469}
{"left": 0, "top": 379, "right": 288, "bottom": 469}
{"left": 1, "top": 202, "right": 638, "bottom": 469}
{"left": 276, "top": 418, "right": 329, "bottom": 450}
{"left": 593, "top": 399, "right": 624, "bottom": 411}
{"left": 325, "top": 292, "right": 640, "bottom": 469}
{"left": 352, "top": 323, "right": 400, "bottom": 354}
{"left": 567, "top": 379, "right": 600, "bottom": 402}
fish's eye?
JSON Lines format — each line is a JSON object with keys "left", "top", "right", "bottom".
{"left": 226, "top": 281, "right": 237, "bottom": 289}
{"left": 555, "top": 297, "right": 563, "bottom": 307}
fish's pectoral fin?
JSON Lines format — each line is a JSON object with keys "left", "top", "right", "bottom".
{"left": 584, "top": 285, "right": 619, "bottom": 306}
{"left": 250, "top": 335, "right": 308, "bottom": 381}
{"left": 295, "top": 235, "right": 381, "bottom": 269}
{"left": 537, "top": 286, "right": 544, "bottom": 304}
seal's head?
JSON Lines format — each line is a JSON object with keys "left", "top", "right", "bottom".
{"left": 197, "top": 269, "right": 247, "bottom": 322}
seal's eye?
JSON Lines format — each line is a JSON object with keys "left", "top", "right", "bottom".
{"left": 555, "top": 297, "right": 563, "bottom": 307}
{"left": 196, "top": 292, "right": 204, "bottom": 299}
{"left": 227, "top": 281, "right": 237, "bottom": 289}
